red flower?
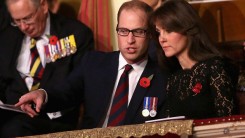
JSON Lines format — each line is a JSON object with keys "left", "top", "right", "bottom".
{"left": 192, "top": 83, "right": 202, "bottom": 95}
{"left": 49, "top": 35, "right": 58, "bottom": 45}
{"left": 140, "top": 74, "right": 154, "bottom": 88}
{"left": 140, "top": 77, "right": 150, "bottom": 88}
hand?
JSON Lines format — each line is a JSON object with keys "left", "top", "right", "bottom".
{"left": 15, "top": 89, "right": 46, "bottom": 117}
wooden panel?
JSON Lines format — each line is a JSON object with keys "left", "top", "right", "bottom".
{"left": 191, "top": 0, "right": 245, "bottom": 43}
{"left": 217, "top": 40, "right": 244, "bottom": 62}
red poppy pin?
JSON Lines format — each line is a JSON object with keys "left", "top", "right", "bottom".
{"left": 140, "top": 74, "right": 154, "bottom": 88}
{"left": 192, "top": 82, "right": 202, "bottom": 96}
{"left": 49, "top": 35, "right": 58, "bottom": 45}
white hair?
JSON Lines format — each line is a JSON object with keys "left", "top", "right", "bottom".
{"left": 6, "top": 0, "right": 41, "bottom": 8}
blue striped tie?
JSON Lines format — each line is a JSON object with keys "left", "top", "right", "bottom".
{"left": 107, "top": 64, "right": 132, "bottom": 126}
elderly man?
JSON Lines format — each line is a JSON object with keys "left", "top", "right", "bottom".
{"left": 0, "top": 0, "right": 93, "bottom": 137}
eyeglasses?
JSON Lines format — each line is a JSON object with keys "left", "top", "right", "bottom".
{"left": 116, "top": 28, "right": 147, "bottom": 37}
{"left": 11, "top": 7, "right": 39, "bottom": 27}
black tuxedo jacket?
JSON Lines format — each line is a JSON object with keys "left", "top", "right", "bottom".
{"left": 0, "top": 13, "right": 94, "bottom": 123}
{"left": 0, "top": 5, "right": 9, "bottom": 31}
{"left": 46, "top": 51, "right": 169, "bottom": 129}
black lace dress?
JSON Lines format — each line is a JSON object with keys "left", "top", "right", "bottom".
{"left": 165, "top": 57, "right": 236, "bottom": 119}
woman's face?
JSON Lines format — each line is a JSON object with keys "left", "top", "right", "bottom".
{"left": 155, "top": 22, "right": 189, "bottom": 59}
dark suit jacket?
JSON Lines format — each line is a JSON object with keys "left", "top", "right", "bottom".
{"left": 46, "top": 51, "right": 169, "bottom": 129}
{"left": 0, "top": 13, "right": 94, "bottom": 125}
{"left": 0, "top": 0, "right": 10, "bottom": 31}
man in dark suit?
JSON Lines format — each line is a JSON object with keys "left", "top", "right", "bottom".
{"left": 0, "top": 0, "right": 93, "bottom": 137}
{"left": 15, "top": 0, "right": 168, "bottom": 134}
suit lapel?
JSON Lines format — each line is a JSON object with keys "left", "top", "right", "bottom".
{"left": 104, "top": 53, "right": 119, "bottom": 103}
{"left": 39, "top": 62, "right": 55, "bottom": 87}
{"left": 96, "top": 52, "right": 120, "bottom": 126}
{"left": 125, "top": 59, "right": 156, "bottom": 124}
{"left": 12, "top": 32, "right": 24, "bottom": 67}
{"left": 12, "top": 33, "right": 30, "bottom": 92}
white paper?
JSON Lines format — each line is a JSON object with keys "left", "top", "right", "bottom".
{"left": 0, "top": 100, "right": 25, "bottom": 113}
{"left": 145, "top": 116, "right": 185, "bottom": 123}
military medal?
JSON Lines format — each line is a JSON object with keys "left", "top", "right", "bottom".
{"left": 149, "top": 110, "right": 157, "bottom": 117}
{"left": 142, "top": 109, "right": 150, "bottom": 117}
{"left": 149, "top": 97, "right": 158, "bottom": 117}
{"left": 142, "top": 97, "right": 158, "bottom": 118}
{"left": 44, "top": 34, "right": 77, "bottom": 63}
{"left": 64, "top": 37, "right": 71, "bottom": 56}
{"left": 50, "top": 44, "right": 57, "bottom": 62}
{"left": 69, "top": 35, "right": 77, "bottom": 54}
{"left": 53, "top": 44, "right": 59, "bottom": 61}
{"left": 44, "top": 45, "right": 51, "bottom": 63}
{"left": 60, "top": 38, "right": 66, "bottom": 57}
{"left": 55, "top": 42, "right": 62, "bottom": 59}
{"left": 142, "top": 97, "right": 150, "bottom": 117}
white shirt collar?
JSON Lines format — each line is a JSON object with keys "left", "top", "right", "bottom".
{"left": 118, "top": 52, "right": 148, "bottom": 71}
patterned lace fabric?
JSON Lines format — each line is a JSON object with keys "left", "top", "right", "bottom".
{"left": 166, "top": 57, "right": 236, "bottom": 119}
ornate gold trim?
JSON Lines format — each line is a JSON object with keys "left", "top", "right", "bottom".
{"left": 22, "top": 120, "right": 193, "bottom": 138}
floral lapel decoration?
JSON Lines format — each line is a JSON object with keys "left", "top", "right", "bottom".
{"left": 44, "top": 34, "right": 77, "bottom": 63}
{"left": 140, "top": 74, "right": 154, "bottom": 88}
{"left": 192, "top": 82, "right": 202, "bottom": 96}
{"left": 49, "top": 35, "right": 58, "bottom": 45}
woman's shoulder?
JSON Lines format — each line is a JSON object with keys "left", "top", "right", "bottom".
{"left": 199, "top": 56, "right": 225, "bottom": 68}
{"left": 189, "top": 56, "right": 223, "bottom": 72}
{"left": 201, "top": 56, "right": 238, "bottom": 72}
{"left": 200, "top": 56, "right": 239, "bottom": 84}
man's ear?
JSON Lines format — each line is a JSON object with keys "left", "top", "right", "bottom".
{"left": 40, "top": 0, "right": 49, "bottom": 13}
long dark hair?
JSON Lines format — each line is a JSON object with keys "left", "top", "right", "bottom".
{"left": 151, "top": 0, "right": 222, "bottom": 71}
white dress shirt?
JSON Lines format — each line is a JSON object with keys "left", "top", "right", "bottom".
{"left": 17, "top": 14, "right": 50, "bottom": 90}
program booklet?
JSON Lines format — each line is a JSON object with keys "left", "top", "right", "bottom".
{"left": 145, "top": 116, "right": 185, "bottom": 123}
{"left": 0, "top": 100, "right": 25, "bottom": 113}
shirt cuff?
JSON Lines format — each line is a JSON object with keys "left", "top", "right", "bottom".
{"left": 38, "top": 88, "right": 48, "bottom": 104}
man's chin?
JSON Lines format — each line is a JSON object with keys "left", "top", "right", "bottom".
{"left": 24, "top": 30, "right": 36, "bottom": 37}
{"left": 26, "top": 33, "right": 37, "bottom": 38}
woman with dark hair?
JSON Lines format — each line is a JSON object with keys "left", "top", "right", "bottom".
{"left": 151, "top": 0, "right": 237, "bottom": 119}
